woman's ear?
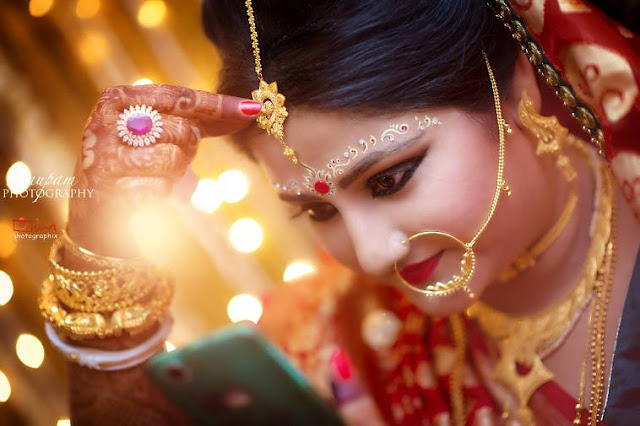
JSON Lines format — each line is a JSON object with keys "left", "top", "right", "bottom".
{"left": 505, "top": 51, "right": 542, "bottom": 125}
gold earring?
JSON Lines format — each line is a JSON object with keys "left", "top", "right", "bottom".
{"left": 518, "top": 90, "right": 576, "bottom": 181}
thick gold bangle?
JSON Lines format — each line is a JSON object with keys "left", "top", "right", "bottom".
{"left": 48, "top": 235, "right": 165, "bottom": 312}
{"left": 52, "top": 271, "right": 157, "bottom": 313}
{"left": 39, "top": 274, "right": 174, "bottom": 340}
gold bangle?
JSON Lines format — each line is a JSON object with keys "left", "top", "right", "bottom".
{"left": 48, "top": 235, "right": 166, "bottom": 312}
{"left": 52, "top": 270, "right": 157, "bottom": 313}
{"left": 58, "top": 228, "right": 144, "bottom": 268}
{"left": 49, "top": 237, "right": 122, "bottom": 277}
{"left": 39, "top": 274, "right": 174, "bottom": 340}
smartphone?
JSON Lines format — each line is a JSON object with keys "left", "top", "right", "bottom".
{"left": 147, "top": 322, "right": 345, "bottom": 426}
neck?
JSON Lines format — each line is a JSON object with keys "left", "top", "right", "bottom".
{"left": 480, "top": 139, "right": 598, "bottom": 315}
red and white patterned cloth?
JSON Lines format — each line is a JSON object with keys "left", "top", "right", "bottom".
{"left": 510, "top": 0, "right": 640, "bottom": 219}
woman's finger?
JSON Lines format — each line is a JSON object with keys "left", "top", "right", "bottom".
{"left": 101, "top": 84, "right": 261, "bottom": 136}
{"left": 153, "top": 116, "right": 199, "bottom": 156}
{"left": 117, "top": 144, "right": 189, "bottom": 180}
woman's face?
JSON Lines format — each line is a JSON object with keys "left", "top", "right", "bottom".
{"left": 248, "top": 100, "right": 552, "bottom": 315}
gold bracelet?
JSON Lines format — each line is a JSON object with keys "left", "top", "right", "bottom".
{"left": 39, "top": 273, "right": 174, "bottom": 340}
{"left": 52, "top": 271, "right": 157, "bottom": 313}
{"left": 58, "top": 228, "right": 145, "bottom": 268}
{"left": 48, "top": 235, "right": 164, "bottom": 312}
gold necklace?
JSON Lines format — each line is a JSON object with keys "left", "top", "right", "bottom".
{"left": 574, "top": 218, "right": 616, "bottom": 425}
{"left": 467, "top": 145, "right": 615, "bottom": 425}
{"left": 497, "top": 190, "right": 578, "bottom": 282}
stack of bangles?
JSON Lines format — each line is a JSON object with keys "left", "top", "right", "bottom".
{"left": 38, "top": 229, "right": 174, "bottom": 371}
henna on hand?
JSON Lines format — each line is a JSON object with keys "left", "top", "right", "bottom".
{"left": 61, "top": 85, "right": 262, "bottom": 424}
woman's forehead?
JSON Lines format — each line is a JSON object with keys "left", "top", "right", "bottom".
{"left": 250, "top": 107, "right": 444, "bottom": 186}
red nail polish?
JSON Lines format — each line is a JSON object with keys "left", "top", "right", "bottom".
{"left": 239, "top": 101, "right": 262, "bottom": 116}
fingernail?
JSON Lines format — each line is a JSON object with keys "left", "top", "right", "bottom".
{"left": 239, "top": 101, "right": 263, "bottom": 116}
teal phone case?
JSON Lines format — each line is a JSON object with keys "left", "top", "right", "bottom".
{"left": 147, "top": 323, "right": 345, "bottom": 426}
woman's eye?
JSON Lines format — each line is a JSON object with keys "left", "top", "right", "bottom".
{"left": 367, "top": 155, "right": 424, "bottom": 198}
{"left": 290, "top": 202, "right": 338, "bottom": 222}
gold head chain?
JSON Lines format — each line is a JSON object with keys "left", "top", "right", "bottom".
{"left": 245, "top": 0, "right": 298, "bottom": 164}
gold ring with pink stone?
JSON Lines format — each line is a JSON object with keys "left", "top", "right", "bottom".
{"left": 117, "top": 105, "right": 163, "bottom": 147}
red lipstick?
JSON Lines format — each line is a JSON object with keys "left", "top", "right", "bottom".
{"left": 400, "top": 251, "right": 444, "bottom": 285}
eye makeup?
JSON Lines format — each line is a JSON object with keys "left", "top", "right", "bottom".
{"left": 289, "top": 151, "right": 427, "bottom": 222}
{"left": 274, "top": 115, "right": 441, "bottom": 198}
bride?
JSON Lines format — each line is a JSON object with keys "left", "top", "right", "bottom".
{"left": 40, "top": 0, "right": 640, "bottom": 424}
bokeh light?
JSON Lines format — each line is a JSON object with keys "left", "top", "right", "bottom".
{"left": 75, "top": 0, "right": 100, "bottom": 19}
{"left": 6, "top": 161, "right": 32, "bottom": 195}
{"left": 0, "top": 222, "right": 17, "bottom": 259}
{"left": 0, "top": 271, "right": 14, "bottom": 306}
{"left": 217, "top": 170, "right": 249, "bottom": 203}
{"left": 57, "top": 420, "right": 71, "bottom": 426}
{"left": 129, "top": 202, "right": 180, "bottom": 259}
{"left": 190, "top": 178, "right": 222, "bottom": 214}
{"left": 133, "top": 78, "right": 154, "bottom": 86}
{"left": 29, "top": 0, "right": 54, "bottom": 17}
{"left": 229, "top": 218, "right": 263, "bottom": 253}
{"left": 0, "top": 370, "right": 10, "bottom": 403}
{"left": 78, "top": 31, "right": 109, "bottom": 65}
{"left": 227, "top": 294, "right": 263, "bottom": 324}
{"left": 16, "top": 334, "right": 45, "bottom": 369}
{"left": 165, "top": 341, "right": 176, "bottom": 352}
{"left": 283, "top": 261, "right": 317, "bottom": 282}
{"left": 137, "top": 0, "right": 167, "bottom": 28}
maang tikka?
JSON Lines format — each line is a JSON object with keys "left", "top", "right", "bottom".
{"left": 245, "top": 0, "right": 297, "bottom": 164}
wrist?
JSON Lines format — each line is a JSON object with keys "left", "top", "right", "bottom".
{"left": 48, "top": 314, "right": 172, "bottom": 370}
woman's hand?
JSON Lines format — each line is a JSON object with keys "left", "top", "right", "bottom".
{"left": 66, "top": 84, "right": 261, "bottom": 256}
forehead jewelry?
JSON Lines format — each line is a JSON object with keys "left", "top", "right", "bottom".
{"left": 245, "top": 0, "right": 297, "bottom": 164}
{"left": 117, "top": 104, "right": 163, "bottom": 147}
{"left": 393, "top": 52, "right": 512, "bottom": 299}
{"left": 274, "top": 116, "right": 442, "bottom": 197}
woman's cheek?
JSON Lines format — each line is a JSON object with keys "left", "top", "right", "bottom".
{"left": 312, "top": 222, "right": 360, "bottom": 270}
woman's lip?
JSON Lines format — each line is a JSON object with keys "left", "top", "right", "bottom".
{"left": 399, "top": 251, "right": 444, "bottom": 285}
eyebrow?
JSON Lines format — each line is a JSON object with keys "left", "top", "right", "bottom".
{"left": 336, "top": 133, "right": 425, "bottom": 189}
{"left": 277, "top": 133, "right": 426, "bottom": 202}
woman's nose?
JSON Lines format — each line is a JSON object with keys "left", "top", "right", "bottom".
{"left": 343, "top": 213, "right": 409, "bottom": 276}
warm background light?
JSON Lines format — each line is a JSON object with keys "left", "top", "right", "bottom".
{"left": 56, "top": 420, "right": 71, "bottom": 426}
{"left": 227, "top": 294, "right": 263, "bottom": 324}
{"left": 218, "top": 170, "right": 249, "bottom": 203}
{"left": 130, "top": 202, "right": 180, "bottom": 260}
{"left": 133, "top": 78, "right": 154, "bottom": 86}
{"left": 137, "top": 0, "right": 167, "bottom": 28}
{"left": 16, "top": 334, "right": 45, "bottom": 369}
{"left": 0, "top": 222, "right": 17, "bottom": 259}
{"left": 283, "top": 261, "right": 317, "bottom": 282}
{"left": 0, "top": 270, "right": 14, "bottom": 306}
{"left": 78, "top": 31, "right": 109, "bottom": 65}
{"left": 75, "top": 0, "right": 100, "bottom": 19}
{"left": 190, "top": 178, "right": 222, "bottom": 214}
{"left": 229, "top": 218, "right": 263, "bottom": 253}
{"left": 6, "top": 161, "right": 32, "bottom": 195}
{"left": 0, "top": 370, "right": 10, "bottom": 403}
{"left": 29, "top": 0, "right": 54, "bottom": 17}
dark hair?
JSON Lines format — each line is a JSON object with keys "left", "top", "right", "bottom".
{"left": 202, "top": 0, "right": 518, "bottom": 122}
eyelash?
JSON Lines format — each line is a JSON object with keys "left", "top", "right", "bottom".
{"left": 290, "top": 154, "right": 425, "bottom": 222}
